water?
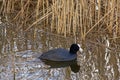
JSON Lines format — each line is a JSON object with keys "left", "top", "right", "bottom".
{"left": 0, "top": 25, "right": 120, "bottom": 80}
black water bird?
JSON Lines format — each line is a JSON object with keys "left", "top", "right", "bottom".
{"left": 39, "top": 44, "right": 81, "bottom": 61}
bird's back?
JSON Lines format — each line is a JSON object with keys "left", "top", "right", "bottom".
{"left": 39, "top": 48, "right": 77, "bottom": 61}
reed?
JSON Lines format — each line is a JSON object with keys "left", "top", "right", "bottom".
{"left": 0, "top": 0, "right": 120, "bottom": 40}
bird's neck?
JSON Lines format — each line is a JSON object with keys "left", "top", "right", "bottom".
{"left": 69, "top": 50, "right": 77, "bottom": 54}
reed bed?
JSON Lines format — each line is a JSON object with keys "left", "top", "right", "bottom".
{"left": 0, "top": 0, "right": 120, "bottom": 40}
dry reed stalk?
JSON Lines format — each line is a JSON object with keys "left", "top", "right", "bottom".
{"left": 66, "top": 0, "right": 70, "bottom": 34}
{"left": 63, "top": 0, "right": 66, "bottom": 36}
{"left": 25, "top": 11, "right": 52, "bottom": 31}
{"left": 34, "top": 0, "right": 41, "bottom": 39}
{"left": 97, "top": 0, "right": 101, "bottom": 29}
{"left": 12, "top": 0, "right": 30, "bottom": 21}
{"left": 46, "top": 0, "right": 49, "bottom": 26}
{"left": 115, "top": 0, "right": 119, "bottom": 36}
{"left": 79, "top": 0, "right": 88, "bottom": 39}
{"left": 109, "top": 0, "right": 115, "bottom": 33}
{"left": 85, "top": 5, "right": 115, "bottom": 36}
{"left": 72, "top": 0, "right": 76, "bottom": 36}
{"left": 13, "top": 0, "right": 31, "bottom": 30}
{"left": 51, "top": 0, "right": 55, "bottom": 31}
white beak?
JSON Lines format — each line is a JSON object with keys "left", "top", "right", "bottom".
{"left": 77, "top": 44, "right": 83, "bottom": 53}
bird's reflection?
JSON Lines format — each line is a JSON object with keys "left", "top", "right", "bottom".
{"left": 41, "top": 59, "right": 80, "bottom": 73}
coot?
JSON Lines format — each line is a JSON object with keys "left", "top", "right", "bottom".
{"left": 39, "top": 44, "right": 80, "bottom": 61}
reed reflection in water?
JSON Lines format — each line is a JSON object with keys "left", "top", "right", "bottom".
{"left": 0, "top": 29, "right": 120, "bottom": 80}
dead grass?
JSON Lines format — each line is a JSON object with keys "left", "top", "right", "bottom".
{"left": 0, "top": 0, "right": 120, "bottom": 40}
